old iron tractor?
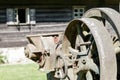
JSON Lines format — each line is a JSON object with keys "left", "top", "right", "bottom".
{"left": 25, "top": 8, "right": 120, "bottom": 80}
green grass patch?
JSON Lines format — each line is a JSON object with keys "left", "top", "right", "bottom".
{"left": 0, "top": 63, "right": 47, "bottom": 80}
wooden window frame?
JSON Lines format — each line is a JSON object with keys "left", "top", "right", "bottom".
{"left": 6, "top": 8, "right": 36, "bottom": 25}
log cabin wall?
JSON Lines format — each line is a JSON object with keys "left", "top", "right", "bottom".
{"left": 0, "top": 0, "right": 119, "bottom": 47}
{"left": 0, "top": 8, "right": 6, "bottom": 23}
{"left": 36, "top": 7, "right": 72, "bottom": 22}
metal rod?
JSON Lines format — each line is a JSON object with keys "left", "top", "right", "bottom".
{"left": 79, "top": 41, "right": 91, "bottom": 46}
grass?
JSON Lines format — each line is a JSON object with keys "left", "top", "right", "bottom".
{"left": 0, "top": 63, "right": 47, "bottom": 80}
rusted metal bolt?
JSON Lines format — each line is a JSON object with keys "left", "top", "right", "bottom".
{"left": 57, "top": 72, "right": 60, "bottom": 75}
{"left": 82, "top": 59, "right": 86, "bottom": 65}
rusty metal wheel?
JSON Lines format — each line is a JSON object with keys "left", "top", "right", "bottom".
{"left": 62, "top": 18, "right": 117, "bottom": 80}
{"left": 83, "top": 8, "right": 120, "bottom": 39}
{"left": 83, "top": 8, "right": 120, "bottom": 79}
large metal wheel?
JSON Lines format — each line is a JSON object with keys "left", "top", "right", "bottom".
{"left": 83, "top": 8, "right": 120, "bottom": 79}
{"left": 83, "top": 8, "right": 120, "bottom": 40}
{"left": 62, "top": 18, "right": 117, "bottom": 80}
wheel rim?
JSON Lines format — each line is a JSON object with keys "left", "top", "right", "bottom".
{"left": 83, "top": 8, "right": 120, "bottom": 40}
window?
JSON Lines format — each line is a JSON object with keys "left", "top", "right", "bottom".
{"left": 6, "top": 8, "right": 36, "bottom": 25}
{"left": 73, "top": 6, "right": 85, "bottom": 18}
{"left": 18, "top": 9, "right": 26, "bottom": 23}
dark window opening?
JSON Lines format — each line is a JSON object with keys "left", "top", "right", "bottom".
{"left": 18, "top": 9, "right": 26, "bottom": 23}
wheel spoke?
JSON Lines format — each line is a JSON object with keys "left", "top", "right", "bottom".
{"left": 76, "top": 23, "right": 86, "bottom": 51}
{"left": 86, "top": 71, "right": 93, "bottom": 80}
{"left": 68, "top": 46, "right": 79, "bottom": 54}
{"left": 89, "top": 59, "right": 99, "bottom": 74}
{"left": 76, "top": 35, "right": 86, "bottom": 51}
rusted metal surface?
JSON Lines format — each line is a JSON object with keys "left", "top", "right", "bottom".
{"left": 83, "top": 8, "right": 120, "bottom": 40}
{"left": 83, "top": 8, "right": 120, "bottom": 79}
{"left": 25, "top": 32, "right": 63, "bottom": 72}
{"left": 62, "top": 18, "right": 116, "bottom": 80}
{"left": 24, "top": 8, "right": 120, "bottom": 80}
